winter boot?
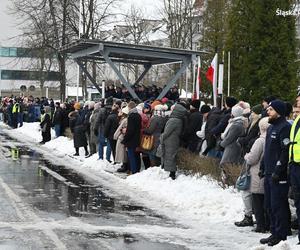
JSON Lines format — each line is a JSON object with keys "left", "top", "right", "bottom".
{"left": 260, "top": 235, "right": 274, "bottom": 244}
{"left": 73, "top": 148, "right": 79, "bottom": 156}
{"left": 117, "top": 163, "right": 128, "bottom": 173}
{"left": 234, "top": 215, "right": 254, "bottom": 227}
{"left": 169, "top": 171, "right": 176, "bottom": 180}
{"left": 267, "top": 237, "right": 282, "bottom": 247}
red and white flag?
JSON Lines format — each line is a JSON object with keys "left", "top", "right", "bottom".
{"left": 206, "top": 54, "right": 218, "bottom": 107}
{"left": 194, "top": 56, "right": 201, "bottom": 100}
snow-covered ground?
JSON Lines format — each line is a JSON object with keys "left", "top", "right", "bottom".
{"left": 1, "top": 122, "right": 299, "bottom": 250}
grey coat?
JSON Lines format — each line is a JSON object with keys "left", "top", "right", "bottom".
{"left": 161, "top": 104, "right": 187, "bottom": 172}
{"left": 244, "top": 135, "right": 265, "bottom": 194}
{"left": 90, "top": 109, "right": 100, "bottom": 145}
{"left": 220, "top": 117, "right": 245, "bottom": 165}
{"left": 113, "top": 118, "right": 128, "bottom": 163}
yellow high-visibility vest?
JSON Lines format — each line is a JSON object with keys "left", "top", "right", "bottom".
{"left": 12, "top": 103, "right": 20, "bottom": 113}
{"left": 289, "top": 115, "right": 300, "bottom": 162}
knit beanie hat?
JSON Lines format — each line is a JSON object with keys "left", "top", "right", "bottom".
{"left": 225, "top": 96, "right": 238, "bottom": 108}
{"left": 190, "top": 100, "right": 201, "bottom": 110}
{"left": 269, "top": 100, "right": 286, "bottom": 116}
{"left": 231, "top": 105, "right": 244, "bottom": 118}
{"left": 200, "top": 104, "right": 211, "bottom": 114}
{"left": 251, "top": 104, "right": 262, "bottom": 115}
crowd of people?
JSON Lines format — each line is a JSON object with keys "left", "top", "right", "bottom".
{"left": 2, "top": 87, "right": 300, "bottom": 247}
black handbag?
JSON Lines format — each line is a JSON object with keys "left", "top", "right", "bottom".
{"left": 236, "top": 163, "right": 251, "bottom": 191}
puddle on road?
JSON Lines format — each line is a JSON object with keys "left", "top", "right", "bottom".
{"left": 0, "top": 132, "right": 172, "bottom": 223}
{"left": 0, "top": 131, "right": 189, "bottom": 250}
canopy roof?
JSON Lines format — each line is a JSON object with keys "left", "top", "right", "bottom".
{"left": 60, "top": 39, "right": 206, "bottom": 100}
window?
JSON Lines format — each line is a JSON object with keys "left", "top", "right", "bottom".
{"left": 1, "top": 70, "right": 61, "bottom": 81}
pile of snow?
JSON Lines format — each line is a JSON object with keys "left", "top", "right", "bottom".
{"left": 2, "top": 122, "right": 300, "bottom": 249}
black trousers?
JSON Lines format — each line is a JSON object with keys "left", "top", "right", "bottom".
{"left": 252, "top": 193, "right": 269, "bottom": 230}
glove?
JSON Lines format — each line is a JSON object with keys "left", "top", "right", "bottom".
{"left": 271, "top": 173, "right": 280, "bottom": 184}
{"left": 94, "top": 129, "right": 98, "bottom": 136}
{"left": 258, "top": 170, "right": 265, "bottom": 179}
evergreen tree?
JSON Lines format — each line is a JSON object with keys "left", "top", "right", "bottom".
{"left": 226, "top": 0, "right": 298, "bottom": 104}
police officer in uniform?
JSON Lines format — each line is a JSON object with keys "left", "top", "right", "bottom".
{"left": 289, "top": 104, "right": 300, "bottom": 245}
{"left": 259, "top": 100, "right": 291, "bottom": 246}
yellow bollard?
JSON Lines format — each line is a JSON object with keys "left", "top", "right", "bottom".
{"left": 11, "top": 148, "right": 19, "bottom": 160}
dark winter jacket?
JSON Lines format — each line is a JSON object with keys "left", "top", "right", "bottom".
{"left": 238, "top": 118, "right": 260, "bottom": 156}
{"left": 104, "top": 110, "right": 119, "bottom": 140}
{"left": 40, "top": 113, "right": 51, "bottom": 143}
{"left": 210, "top": 108, "right": 232, "bottom": 136}
{"left": 143, "top": 115, "right": 167, "bottom": 155}
{"left": 94, "top": 106, "right": 110, "bottom": 135}
{"left": 52, "top": 107, "right": 63, "bottom": 126}
{"left": 83, "top": 109, "right": 93, "bottom": 135}
{"left": 184, "top": 110, "right": 203, "bottom": 152}
{"left": 122, "top": 108, "right": 141, "bottom": 148}
{"left": 69, "top": 111, "right": 88, "bottom": 148}
{"left": 262, "top": 116, "right": 291, "bottom": 180}
{"left": 203, "top": 107, "right": 223, "bottom": 154}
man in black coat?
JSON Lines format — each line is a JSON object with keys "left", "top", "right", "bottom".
{"left": 104, "top": 103, "right": 120, "bottom": 161}
{"left": 52, "top": 102, "right": 63, "bottom": 137}
{"left": 259, "top": 100, "right": 291, "bottom": 247}
{"left": 122, "top": 101, "right": 141, "bottom": 174}
{"left": 185, "top": 100, "right": 202, "bottom": 153}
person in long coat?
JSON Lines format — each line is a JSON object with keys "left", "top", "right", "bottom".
{"left": 184, "top": 100, "right": 202, "bottom": 153}
{"left": 244, "top": 117, "right": 270, "bottom": 233}
{"left": 114, "top": 106, "right": 129, "bottom": 172}
{"left": 161, "top": 103, "right": 188, "bottom": 180}
{"left": 143, "top": 104, "right": 167, "bottom": 167}
{"left": 122, "top": 101, "right": 142, "bottom": 174}
{"left": 69, "top": 103, "right": 89, "bottom": 156}
{"left": 89, "top": 102, "right": 101, "bottom": 156}
{"left": 220, "top": 105, "right": 245, "bottom": 166}
{"left": 40, "top": 106, "right": 52, "bottom": 144}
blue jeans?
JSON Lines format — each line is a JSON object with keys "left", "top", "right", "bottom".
{"left": 127, "top": 148, "right": 138, "bottom": 174}
{"left": 98, "top": 133, "right": 111, "bottom": 160}
{"left": 17, "top": 113, "right": 23, "bottom": 127}
{"left": 54, "top": 124, "right": 61, "bottom": 137}
{"left": 207, "top": 148, "right": 223, "bottom": 159}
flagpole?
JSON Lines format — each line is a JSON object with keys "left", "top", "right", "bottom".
{"left": 213, "top": 54, "right": 218, "bottom": 107}
{"left": 192, "top": 60, "right": 195, "bottom": 98}
{"left": 228, "top": 51, "right": 230, "bottom": 96}
{"left": 185, "top": 68, "right": 188, "bottom": 99}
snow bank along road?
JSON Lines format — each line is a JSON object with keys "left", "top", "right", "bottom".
{"left": 0, "top": 122, "right": 299, "bottom": 250}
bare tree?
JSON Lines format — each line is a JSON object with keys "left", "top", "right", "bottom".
{"left": 10, "top": 0, "right": 119, "bottom": 101}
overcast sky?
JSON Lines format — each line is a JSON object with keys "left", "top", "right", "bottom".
{"left": 0, "top": 0, "right": 162, "bottom": 47}
{"left": 0, "top": 0, "right": 21, "bottom": 46}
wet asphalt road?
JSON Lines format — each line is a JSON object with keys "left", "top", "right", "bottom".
{"left": 0, "top": 131, "right": 188, "bottom": 250}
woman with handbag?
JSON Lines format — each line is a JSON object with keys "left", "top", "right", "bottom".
{"left": 244, "top": 117, "right": 270, "bottom": 232}
{"left": 143, "top": 104, "right": 168, "bottom": 167}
